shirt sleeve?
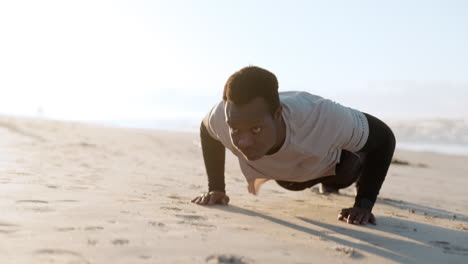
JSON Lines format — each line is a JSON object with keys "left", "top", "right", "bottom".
{"left": 202, "top": 101, "right": 235, "bottom": 151}
{"left": 318, "top": 99, "right": 369, "bottom": 152}
{"left": 202, "top": 103, "right": 221, "bottom": 140}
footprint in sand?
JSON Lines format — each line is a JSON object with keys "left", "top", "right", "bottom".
{"left": 167, "top": 194, "right": 183, "bottom": 200}
{"left": 87, "top": 239, "right": 98, "bottom": 246}
{"left": 34, "top": 249, "right": 90, "bottom": 264}
{"left": 206, "top": 254, "right": 251, "bottom": 264}
{"left": 429, "top": 241, "right": 468, "bottom": 256}
{"left": 84, "top": 226, "right": 104, "bottom": 231}
{"left": 55, "top": 200, "right": 79, "bottom": 203}
{"left": 55, "top": 227, "right": 75, "bottom": 232}
{"left": 0, "top": 221, "right": 19, "bottom": 234}
{"left": 333, "top": 246, "right": 364, "bottom": 259}
{"left": 16, "top": 200, "right": 48, "bottom": 204}
{"left": 7, "top": 170, "right": 30, "bottom": 176}
{"left": 80, "top": 163, "right": 91, "bottom": 168}
{"left": 111, "top": 239, "right": 129, "bottom": 245}
{"left": 160, "top": 206, "right": 182, "bottom": 212}
{"left": 148, "top": 221, "right": 170, "bottom": 232}
{"left": 175, "top": 214, "right": 206, "bottom": 221}
{"left": 192, "top": 223, "right": 217, "bottom": 231}
{"left": 16, "top": 200, "right": 53, "bottom": 212}
{"left": 77, "top": 142, "right": 97, "bottom": 148}
{"left": 176, "top": 215, "right": 216, "bottom": 231}
{"left": 67, "top": 185, "right": 89, "bottom": 191}
{"left": 148, "top": 221, "right": 166, "bottom": 227}
{"left": 389, "top": 223, "right": 409, "bottom": 232}
{"left": 0, "top": 177, "right": 11, "bottom": 184}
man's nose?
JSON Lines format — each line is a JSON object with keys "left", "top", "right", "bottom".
{"left": 237, "top": 134, "right": 254, "bottom": 149}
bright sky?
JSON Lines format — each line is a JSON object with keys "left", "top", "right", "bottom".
{"left": 1, "top": 0, "right": 467, "bottom": 121}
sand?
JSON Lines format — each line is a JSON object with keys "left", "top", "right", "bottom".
{"left": 0, "top": 115, "right": 467, "bottom": 264}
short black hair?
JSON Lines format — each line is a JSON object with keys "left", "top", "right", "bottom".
{"left": 223, "top": 66, "right": 280, "bottom": 115}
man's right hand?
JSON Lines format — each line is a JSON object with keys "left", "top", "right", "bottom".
{"left": 191, "top": 191, "right": 230, "bottom": 205}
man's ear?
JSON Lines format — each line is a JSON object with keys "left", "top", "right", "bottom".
{"left": 274, "top": 105, "right": 282, "bottom": 120}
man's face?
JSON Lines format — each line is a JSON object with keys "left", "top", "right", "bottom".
{"left": 225, "top": 97, "right": 279, "bottom": 161}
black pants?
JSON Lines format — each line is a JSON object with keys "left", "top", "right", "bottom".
{"left": 276, "top": 150, "right": 365, "bottom": 191}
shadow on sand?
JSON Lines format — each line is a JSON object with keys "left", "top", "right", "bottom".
{"left": 330, "top": 190, "right": 468, "bottom": 223}
{"left": 213, "top": 205, "right": 468, "bottom": 264}
{"left": 378, "top": 197, "right": 468, "bottom": 223}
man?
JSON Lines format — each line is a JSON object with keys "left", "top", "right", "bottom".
{"left": 191, "top": 66, "right": 396, "bottom": 226}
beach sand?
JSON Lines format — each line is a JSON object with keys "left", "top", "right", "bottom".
{"left": 0, "top": 115, "right": 467, "bottom": 264}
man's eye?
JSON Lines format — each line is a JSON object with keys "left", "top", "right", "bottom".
{"left": 252, "top": 127, "right": 262, "bottom": 134}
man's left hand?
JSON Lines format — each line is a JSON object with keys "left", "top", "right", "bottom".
{"left": 338, "top": 207, "right": 376, "bottom": 225}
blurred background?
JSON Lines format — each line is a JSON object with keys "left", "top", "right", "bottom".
{"left": 1, "top": 0, "right": 467, "bottom": 154}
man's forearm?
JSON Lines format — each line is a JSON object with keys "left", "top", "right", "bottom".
{"left": 354, "top": 113, "right": 396, "bottom": 211}
{"left": 200, "top": 122, "right": 226, "bottom": 192}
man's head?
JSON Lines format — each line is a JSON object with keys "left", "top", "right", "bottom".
{"left": 223, "top": 66, "right": 284, "bottom": 161}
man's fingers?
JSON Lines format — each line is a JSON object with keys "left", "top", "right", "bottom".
{"left": 207, "top": 195, "right": 217, "bottom": 205}
{"left": 347, "top": 212, "right": 357, "bottom": 224}
{"left": 214, "top": 194, "right": 229, "bottom": 205}
{"left": 361, "top": 214, "right": 370, "bottom": 225}
{"left": 353, "top": 213, "right": 364, "bottom": 225}
{"left": 192, "top": 195, "right": 204, "bottom": 203}
{"left": 192, "top": 196, "right": 202, "bottom": 204}
{"left": 338, "top": 208, "right": 377, "bottom": 226}
{"left": 199, "top": 197, "right": 206, "bottom": 204}
{"left": 192, "top": 192, "right": 229, "bottom": 206}
{"left": 200, "top": 194, "right": 210, "bottom": 205}
{"left": 338, "top": 213, "right": 345, "bottom": 221}
{"left": 338, "top": 209, "right": 349, "bottom": 221}
{"left": 223, "top": 195, "right": 230, "bottom": 205}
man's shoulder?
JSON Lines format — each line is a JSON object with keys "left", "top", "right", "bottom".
{"left": 279, "top": 91, "right": 328, "bottom": 118}
{"left": 279, "top": 91, "right": 325, "bottom": 106}
{"left": 202, "top": 101, "right": 234, "bottom": 149}
{"left": 280, "top": 91, "right": 338, "bottom": 143}
{"left": 204, "top": 101, "right": 225, "bottom": 121}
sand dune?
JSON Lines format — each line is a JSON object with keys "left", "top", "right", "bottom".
{"left": 0, "top": 115, "right": 467, "bottom": 264}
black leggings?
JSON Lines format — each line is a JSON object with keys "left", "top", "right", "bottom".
{"left": 276, "top": 150, "right": 364, "bottom": 191}
{"left": 275, "top": 113, "right": 396, "bottom": 210}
